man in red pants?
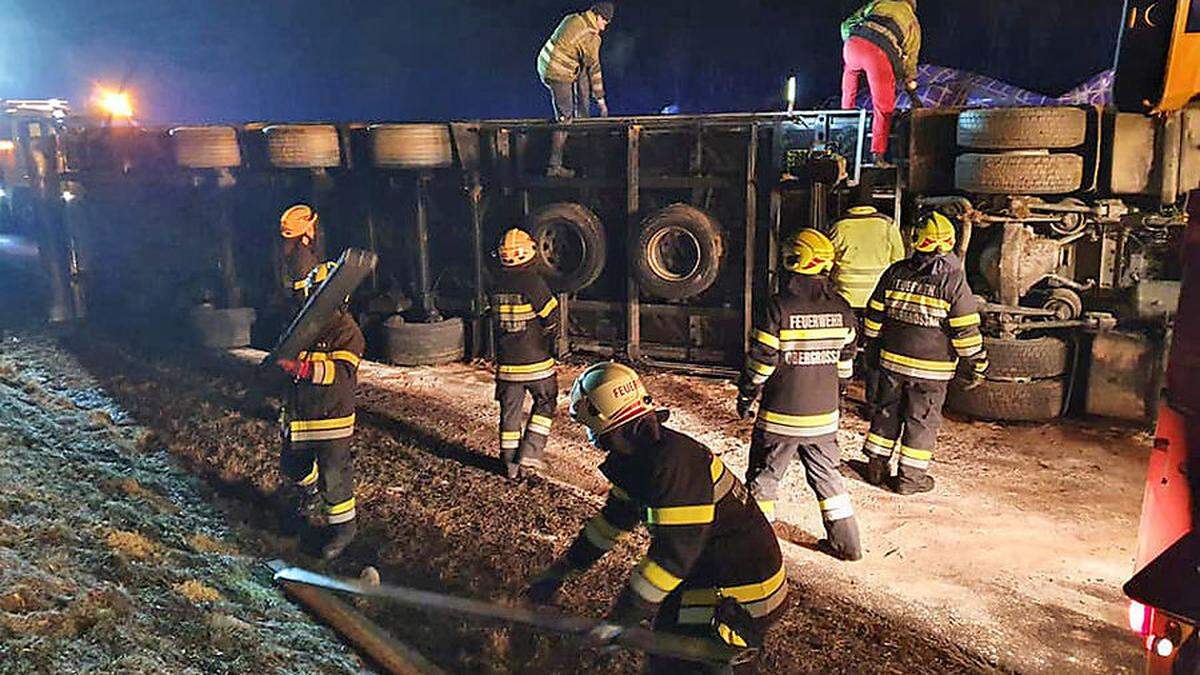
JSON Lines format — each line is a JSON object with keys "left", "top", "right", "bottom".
{"left": 841, "top": 0, "right": 922, "bottom": 166}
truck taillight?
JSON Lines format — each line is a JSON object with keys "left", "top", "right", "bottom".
{"left": 1130, "top": 601, "right": 1154, "bottom": 636}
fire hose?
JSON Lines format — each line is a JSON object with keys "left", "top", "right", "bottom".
{"left": 269, "top": 562, "right": 742, "bottom": 668}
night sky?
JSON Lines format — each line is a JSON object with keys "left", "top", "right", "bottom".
{"left": 2, "top": 1, "right": 1125, "bottom": 123}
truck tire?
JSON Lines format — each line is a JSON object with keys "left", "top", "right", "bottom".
{"left": 946, "top": 376, "right": 1066, "bottom": 422}
{"left": 170, "top": 126, "right": 242, "bottom": 169}
{"left": 633, "top": 204, "right": 724, "bottom": 301}
{"left": 955, "top": 152, "right": 1083, "bottom": 195}
{"left": 981, "top": 335, "right": 1071, "bottom": 380}
{"left": 528, "top": 202, "right": 607, "bottom": 294}
{"left": 188, "top": 306, "right": 256, "bottom": 349}
{"left": 369, "top": 124, "right": 454, "bottom": 169}
{"left": 381, "top": 316, "right": 465, "bottom": 366}
{"left": 956, "top": 107, "right": 1087, "bottom": 150}
{"left": 263, "top": 125, "right": 341, "bottom": 169}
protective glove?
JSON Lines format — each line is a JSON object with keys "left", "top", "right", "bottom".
{"left": 956, "top": 358, "right": 989, "bottom": 391}
{"left": 906, "top": 80, "right": 924, "bottom": 109}
{"left": 524, "top": 560, "right": 573, "bottom": 605}
{"left": 276, "top": 359, "right": 313, "bottom": 381}
{"left": 597, "top": 98, "right": 610, "bottom": 118}
{"left": 736, "top": 393, "right": 756, "bottom": 421}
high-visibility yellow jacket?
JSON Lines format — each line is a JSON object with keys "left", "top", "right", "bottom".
{"left": 841, "top": 0, "right": 922, "bottom": 83}
{"left": 831, "top": 206, "right": 907, "bottom": 309}
{"left": 537, "top": 10, "right": 605, "bottom": 101}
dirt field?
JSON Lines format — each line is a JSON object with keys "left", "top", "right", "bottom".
{"left": 0, "top": 322, "right": 1146, "bottom": 673}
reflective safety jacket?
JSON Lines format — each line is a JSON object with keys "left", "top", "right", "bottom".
{"left": 564, "top": 425, "right": 786, "bottom": 631}
{"left": 831, "top": 206, "right": 907, "bottom": 309}
{"left": 863, "top": 252, "right": 988, "bottom": 382}
{"left": 537, "top": 10, "right": 605, "bottom": 101}
{"left": 490, "top": 265, "right": 559, "bottom": 383}
{"left": 739, "top": 275, "right": 858, "bottom": 441}
{"left": 841, "top": 0, "right": 922, "bottom": 83}
{"left": 284, "top": 244, "right": 366, "bottom": 447}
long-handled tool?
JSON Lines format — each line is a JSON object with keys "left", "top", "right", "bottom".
{"left": 269, "top": 562, "right": 740, "bottom": 666}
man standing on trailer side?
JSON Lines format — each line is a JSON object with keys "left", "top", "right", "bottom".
{"left": 526, "top": 362, "right": 787, "bottom": 672}
{"left": 736, "top": 229, "right": 863, "bottom": 561}
{"left": 490, "top": 228, "right": 560, "bottom": 480}
{"left": 275, "top": 204, "right": 365, "bottom": 560}
{"left": 840, "top": 0, "right": 922, "bottom": 165}
{"left": 861, "top": 212, "right": 988, "bottom": 495}
{"left": 537, "top": 2, "right": 614, "bottom": 178}
{"left": 831, "top": 182, "right": 908, "bottom": 417}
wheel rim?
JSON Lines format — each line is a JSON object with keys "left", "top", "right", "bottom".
{"left": 538, "top": 221, "right": 587, "bottom": 279}
{"left": 647, "top": 226, "right": 701, "bottom": 282}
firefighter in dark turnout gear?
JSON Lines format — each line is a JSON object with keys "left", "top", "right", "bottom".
{"left": 490, "top": 229, "right": 560, "bottom": 479}
{"left": 737, "top": 230, "right": 863, "bottom": 561}
{"left": 526, "top": 363, "right": 786, "bottom": 672}
{"left": 538, "top": 2, "right": 613, "bottom": 178}
{"left": 275, "top": 204, "right": 365, "bottom": 560}
{"left": 862, "top": 212, "right": 988, "bottom": 495}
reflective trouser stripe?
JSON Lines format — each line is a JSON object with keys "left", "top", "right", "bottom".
{"left": 756, "top": 409, "right": 839, "bottom": 438}
{"left": 629, "top": 558, "right": 682, "bottom": 604}
{"left": 500, "top": 431, "right": 521, "bottom": 450}
{"left": 880, "top": 352, "right": 956, "bottom": 381}
{"left": 863, "top": 432, "right": 897, "bottom": 458}
{"left": 527, "top": 414, "right": 553, "bottom": 437}
{"left": 819, "top": 493, "right": 855, "bottom": 521}
{"left": 583, "top": 515, "right": 625, "bottom": 551}
{"left": 326, "top": 497, "right": 356, "bottom": 524}
{"left": 677, "top": 566, "right": 788, "bottom": 624}
{"left": 297, "top": 461, "right": 319, "bottom": 487}
{"left": 899, "top": 445, "right": 933, "bottom": 471}
{"left": 289, "top": 414, "right": 356, "bottom": 443}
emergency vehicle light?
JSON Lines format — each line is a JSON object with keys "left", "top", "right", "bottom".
{"left": 1129, "top": 600, "right": 1153, "bottom": 636}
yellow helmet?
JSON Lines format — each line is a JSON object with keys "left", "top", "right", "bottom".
{"left": 498, "top": 228, "right": 537, "bottom": 267}
{"left": 913, "top": 211, "right": 956, "bottom": 253}
{"left": 784, "top": 229, "right": 835, "bottom": 275}
{"left": 280, "top": 204, "right": 318, "bottom": 240}
{"left": 569, "top": 362, "right": 656, "bottom": 443}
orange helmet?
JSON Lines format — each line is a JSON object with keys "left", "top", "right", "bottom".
{"left": 280, "top": 204, "right": 318, "bottom": 240}
{"left": 497, "top": 228, "right": 537, "bottom": 267}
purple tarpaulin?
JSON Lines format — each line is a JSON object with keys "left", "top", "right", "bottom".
{"left": 838, "top": 64, "right": 1115, "bottom": 109}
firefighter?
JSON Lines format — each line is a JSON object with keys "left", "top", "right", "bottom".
{"left": 861, "top": 211, "right": 988, "bottom": 495}
{"left": 526, "top": 362, "right": 787, "bottom": 671}
{"left": 275, "top": 204, "right": 365, "bottom": 560}
{"left": 537, "top": 2, "right": 614, "bottom": 178}
{"left": 830, "top": 182, "right": 907, "bottom": 416}
{"left": 736, "top": 229, "right": 863, "bottom": 561}
{"left": 840, "top": 0, "right": 922, "bottom": 165}
{"left": 490, "top": 228, "right": 560, "bottom": 480}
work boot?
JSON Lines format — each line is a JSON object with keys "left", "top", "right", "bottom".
{"left": 546, "top": 164, "right": 576, "bottom": 179}
{"left": 864, "top": 456, "right": 889, "bottom": 487}
{"left": 870, "top": 152, "right": 894, "bottom": 168}
{"left": 504, "top": 462, "right": 521, "bottom": 481}
{"left": 822, "top": 517, "right": 863, "bottom": 562}
{"left": 890, "top": 473, "right": 935, "bottom": 496}
{"left": 279, "top": 484, "right": 322, "bottom": 535}
{"left": 321, "top": 520, "right": 357, "bottom": 561}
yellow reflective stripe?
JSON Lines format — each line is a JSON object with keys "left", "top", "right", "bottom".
{"left": 753, "top": 329, "right": 781, "bottom": 350}
{"left": 866, "top": 433, "right": 896, "bottom": 449}
{"left": 717, "top": 623, "right": 749, "bottom": 648}
{"left": 900, "top": 446, "right": 933, "bottom": 461}
{"left": 498, "top": 303, "right": 535, "bottom": 314}
{"left": 886, "top": 290, "right": 950, "bottom": 310}
{"left": 500, "top": 431, "right": 522, "bottom": 440}
{"left": 645, "top": 503, "right": 716, "bottom": 526}
{"left": 757, "top": 500, "right": 776, "bottom": 520}
{"left": 869, "top": 299, "right": 886, "bottom": 312}
{"left": 778, "top": 327, "right": 850, "bottom": 341}
{"left": 880, "top": 351, "right": 957, "bottom": 372}
{"left": 681, "top": 565, "right": 787, "bottom": 606}
{"left": 747, "top": 358, "right": 776, "bottom": 377}
{"left": 530, "top": 414, "right": 553, "bottom": 427}
{"left": 864, "top": 318, "right": 883, "bottom": 332}
{"left": 537, "top": 296, "right": 559, "bottom": 318}
{"left": 498, "top": 358, "right": 556, "bottom": 374}
{"left": 636, "top": 558, "right": 683, "bottom": 593}
{"left": 292, "top": 279, "right": 308, "bottom": 290}
{"left": 951, "top": 334, "right": 983, "bottom": 349}
{"left": 298, "top": 461, "right": 319, "bottom": 487}
{"left": 948, "top": 313, "right": 982, "bottom": 328}
{"left": 290, "top": 414, "right": 356, "bottom": 432}
{"left": 760, "top": 410, "right": 839, "bottom": 428}
{"left": 709, "top": 457, "right": 725, "bottom": 483}
{"left": 327, "top": 497, "right": 356, "bottom": 516}
{"left": 312, "top": 361, "right": 335, "bottom": 385}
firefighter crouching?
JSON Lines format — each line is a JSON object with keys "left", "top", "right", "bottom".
{"left": 861, "top": 212, "right": 988, "bottom": 495}
{"left": 526, "top": 362, "right": 787, "bottom": 671}
{"left": 737, "top": 230, "right": 863, "bottom": 561}
{"left": 275, "top": 204, "right": 365, "bottom": 560}
{"left": 537, "top": 2, "right": 613, "bottom": 178}
{"left": 491, "top": 229, "right": 560, "bottom": 480}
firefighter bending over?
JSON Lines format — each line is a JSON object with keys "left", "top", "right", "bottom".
{"left": 526, "top": 362, "right": 787, "bottom": 671}
{"left": 490, "top": 229, "right": 560, "bottom": 480}
{"left": 275, "top": 204, "right": 366, "bottom": 560}
{"left": 841, "top": 0, "right": 921, "bottom": 165}
{"left": 861, "top": 212, "right": 988, "bottom": 495}
{"left": 538, "top": 2, "right": 613, "bottom": 178}
{"left": 737, "top": 230, "right": 863, "bottom": 561}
